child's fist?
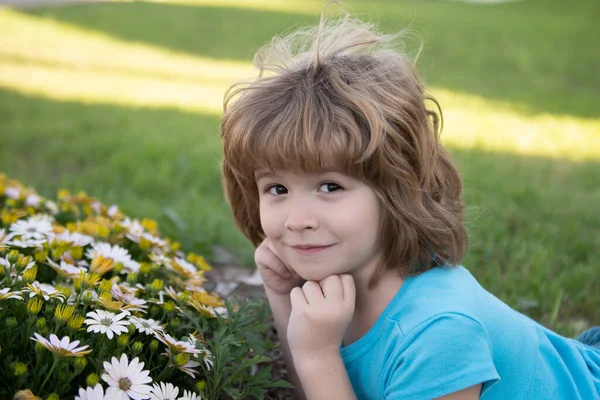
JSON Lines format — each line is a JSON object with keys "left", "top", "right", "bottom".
{"left": 287, "top": 274, "right": 356, "bottom": 358}
{"left": 254, "top": 238, "right": 304, "bottom": 295}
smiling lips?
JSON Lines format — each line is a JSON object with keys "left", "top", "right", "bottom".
{"left": 291, "top": 244, "right": 334, "bottom": 255}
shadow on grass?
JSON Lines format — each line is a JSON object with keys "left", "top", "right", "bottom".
{"left": 1, "top": 87, "right": 599, "bottom": 333}
{"left": 17, "top": 0, "right": 600, "bottom": 119}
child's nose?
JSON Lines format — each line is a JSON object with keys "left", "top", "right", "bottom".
{"left": 284, "top": 202, "right": 319, "bottom": 232}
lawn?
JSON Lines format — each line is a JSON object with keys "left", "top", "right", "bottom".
{"left": 0, "top": 0, "right": 598, "bottom": 336}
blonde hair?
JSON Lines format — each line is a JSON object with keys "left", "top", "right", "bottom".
{"left": 220, "top": 4, "right": 467, "bottom": 286}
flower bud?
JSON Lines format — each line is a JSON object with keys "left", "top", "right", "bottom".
{"left": 27, "top": 298, "right": 43, "bottom": 316}
{"left": 55, "top": 285, "right": 72, "bottom": 300}
{"left": 126, "top": 273, "right": 137, "bottom": 285}
{"left": 132, "top": 341, "right": 143, "bottom": 356}
{"left": 127, "top": 323, "right": 136, "bottom": 335}
{"left": 82, "top": 291, "right": 93, "bottom": 306}
{"left": 74, "top": 357, "right": 87, "bottom": 370}
{"left": 14, "top": 362, "right": 27, "bottom": 376}
{"left": 51, "top": 248, "right": 65, "bottom": 260}
{"left": 14, "top": 255, "right": 30, "bottom": 273}
{"left": 179, "top": 292, "right": 189, "bottom": 302}
{"left": 22, "top": 265, "right": 38, "bottom": 283}
{"left": 34, "top": 250, "right": 48, "bottom": 262}
{"left": 113, "top": 262, "right": 124, "bottom": 274}
{"left": 169, "top": 317, "right": 180, "bottom": 330}
{"left": 70, "top": 246, "right": 83, "bottom": 260}
{"left": 164, "top": 301, "right": 175, "bottom": 313}
{"left": 196, "top": 381, "right": 206, "bottom": 392}
{"left": 34, "top": 342, "right": 45, "bottom": 354}
{"left": 6, "top": 317, "right": 17, "bottom": 329}
{"left": 139, "top": 262, "right": 151, "bottom": 275}
{"left": 68, "top": 315, "right": 85, "bottom": 331}
{"left": 47, "top": 394, "right": 60, "bottom": 400}
{"left": 150, "top": 340, "right": 159, "bottom": 353}
{"left": 150, "top": 305, "right": 161, "bottom": 319}
{"left": 0, "top": 265, "right": 5, "bottom": 278}
{"left": 86, "top": 373, "right": 99, "bottom": 386}
{"left": 98, "top": 280, "right": 113, "bottom": 295}
{"left": 174, "top": 353, "right": 190, "bottom": 368}
{"left": 36, "top": 317, "right": 47, "bottom": 330}
{"left": 117, "top": 334, "right": 129, "bottom": 348}
{"left": 55, "top": 304, "right": 75, "bottom": 323}
{"left": 7, "top": 250, "right": 20, "bottom": 265}
{"left": 139, "top": 238, "right": 152, "bottom": 251}
{"left": 44, "top": 303, "right": 54, "bottom": 315}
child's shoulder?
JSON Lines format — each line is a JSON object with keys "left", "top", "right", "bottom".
{"left": 385, "top": 266, "right": 493, "bottom": 336}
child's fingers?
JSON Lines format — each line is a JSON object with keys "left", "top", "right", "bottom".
{"left": 255, "top": 244, "right": 291, "bottom": 278}
{"left": 340, "top": 274, "right": 356, "bottom": 306}
{"left": 320, "top": 275, "right": 343, "bottom": 300}
{"left": 301, "top": 281, "right": 324, "bottom": 304}
{"left": 290, "top": 286, "right": 308, "bottom": 307}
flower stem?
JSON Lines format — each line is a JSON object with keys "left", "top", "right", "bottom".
{"left": 40, "top": 357, "right": 58, "bottom": 393}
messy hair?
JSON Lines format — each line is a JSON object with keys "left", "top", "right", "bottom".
{"left": 220, "top": 4, "right": 467, "bottom": 286}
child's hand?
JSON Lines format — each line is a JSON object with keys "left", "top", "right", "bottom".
{"left": 255, "top": 238, "right": 304, "bottom": 295}
{"left": 287, "top": 274, "right": 356, "bottom": 359}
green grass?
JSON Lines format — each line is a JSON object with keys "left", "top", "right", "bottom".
{"left": 0, "top": 0, "right": 598, "bottom": 335}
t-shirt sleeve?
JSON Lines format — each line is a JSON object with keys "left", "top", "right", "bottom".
{"left": 384, "top": 312, "right": 500, "bottom": 399}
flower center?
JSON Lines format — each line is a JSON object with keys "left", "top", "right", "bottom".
{"left": 100, "top": 318, "right": 113, "bottom": 326}
{"left": 118, "top": 377, "right": 132, "bottom": 390}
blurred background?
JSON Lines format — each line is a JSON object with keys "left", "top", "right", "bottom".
{"left": 0, "top": 0, "right": 598, "bottom": 336}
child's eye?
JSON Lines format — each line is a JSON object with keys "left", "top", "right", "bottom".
{"left": 319, "top": 182, "right": 342, "bottom": 193}
{"left": 266, "top": 184, "right": 288, "bottom": 196}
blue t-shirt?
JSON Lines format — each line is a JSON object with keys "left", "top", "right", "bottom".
{"left": 340, "top": 266, "right": 600, "bottom": 399}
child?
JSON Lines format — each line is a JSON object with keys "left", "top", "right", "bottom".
{"left": 220, "top": 5, "right": 600, "bottom": 399}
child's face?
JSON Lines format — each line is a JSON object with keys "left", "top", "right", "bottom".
{"left": 255, "top": 169, "right": 382, "bottom": 281}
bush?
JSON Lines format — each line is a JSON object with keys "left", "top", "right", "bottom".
{"left": 0, "top": 173, "right": 290, "bottom": 399}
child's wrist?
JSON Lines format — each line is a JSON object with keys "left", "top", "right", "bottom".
{"left": 293, "top": 349, "right": 343, "bottom": 376}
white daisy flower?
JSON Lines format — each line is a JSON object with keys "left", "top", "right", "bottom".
{"left": 75, "top": 384, "right": 108, "bottom": 400}
{"left": 107, "top": 205, "right": 119, "bottom": 218}
{"left": 25, "top": 193, "right": 41, "bottom": 208}
{"left": 121, "top": 217, "right": 144, "bottom": 237}
{"left": 187, "top": 334, "right": 214, "bottom": 371}
{"left": 90, "top": 202, "right": 102, "bottom": 215}
{"left": 4, "top": 186, "right": 20, "bottom": 199}
{"left": 176, "top": 358, "right": 201, "bottom": 378}
{"left": 149, "top": 382, "right": 179, "bottom": 400}
{"left": 6, "top": 237, "right": 47, "bottom": 249}
{"left": 46, "top": 257, "right": 87, "bottom": 278}
{"left": 178, "top": 390, "right": 199, "bottom": 400}
{"left": 0, "top": 288, "right": 23, "bottom": 301}
{"left": 0, "top": 228, "right": 11, "bottom": 244}
{"left": 155, "top": 333, "right": 203, "bottom": 355}
{"left": 102, "top": 354, "right": 152, "bottom": 400}
{"left": 172, "top": 257, "right": 196, "bottom": 276}
{"left": 130, "top": 317, "right": 164, "bottom": 336}
{"left": 149, "top": 251, "right": 171, "bottom": 268}
{"left": 23, "top": 282, "right": 66, "bottom": 302}
{"left": 111, "top": 286, "right": 147, "bottom": 310}
{"left": 45, "top": 200, "right": 59, "bottom": 214}
{"left": 51, "top": 230, "right": 95, "bottom": 247}
{"left": 31, "top": 333, "right": 92, "bottom": 357}
{"left": 84, "top": 310, "right": 130, "bottom": 339}
{"left": 9, "top": 215, "right": 54, "bottom": 240}
{"left": 86, "top": 243, "right": 140, "bottom": 273}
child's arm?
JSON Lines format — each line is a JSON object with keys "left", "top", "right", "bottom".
{"left": 254, "top": 240, "right": 306, "bottom": 398}
{"left": 287, "top": 275, "right": 358, "bottom": 400}
{"left": 264, "top": 288, "right": 307, "bottom": 399}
